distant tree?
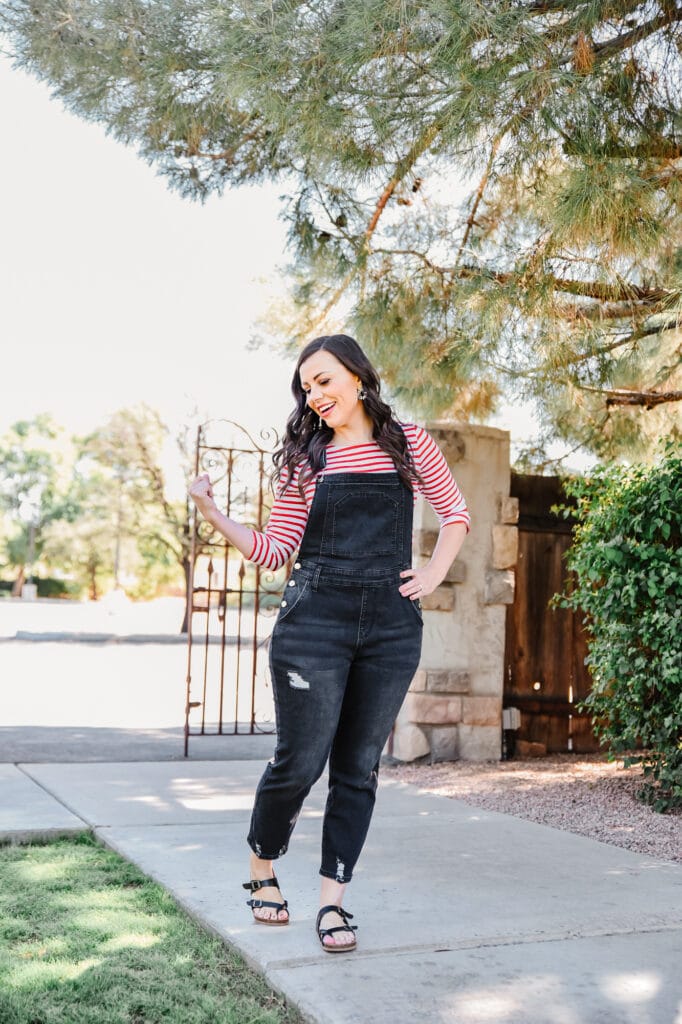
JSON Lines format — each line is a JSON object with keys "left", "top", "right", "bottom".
{"left": 0, "top": 415, "right": 67, "bottom": 593}
{"left": 77, "top": 405, "right": 193, "bottom": 627}
{"left": 40, "top": 468, "right": 118, "bottom": 601}
{"left": 2, "top": 1, "right": 681, "bottom": 459}
{"left": 0, "top": 409, "right": 195, "bottom": 609}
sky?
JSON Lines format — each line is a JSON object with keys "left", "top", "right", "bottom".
{"left": 1, "top": 53, "right": 587, "bottom": 501}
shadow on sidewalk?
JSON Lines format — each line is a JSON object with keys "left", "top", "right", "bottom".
{"left": 0, "top": 725, "right": 276, "bottom": 763}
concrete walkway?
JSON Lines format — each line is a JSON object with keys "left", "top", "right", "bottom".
{"left": 1, "top": 759, "right": 681, "bottom": 1024}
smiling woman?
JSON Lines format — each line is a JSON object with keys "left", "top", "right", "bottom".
{"left": 301, "top": 354, "right": 365, "bottom": 427}
{"left": 188, "top": 333, "right": 470, "bottom": 955}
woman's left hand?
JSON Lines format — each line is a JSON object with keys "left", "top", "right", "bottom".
{"left": 399, "top": 566, "right": 439, "bottom": 601}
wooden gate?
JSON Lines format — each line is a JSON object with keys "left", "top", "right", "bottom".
{"left": 183, "top": 421, "right": 289, "bottom": 756}
{"left": 503, "top": 473, "right": 600, "bottom": 754}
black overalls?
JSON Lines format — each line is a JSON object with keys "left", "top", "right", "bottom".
{"left": 247, "top": 448, "right": 423, "bottom": 883}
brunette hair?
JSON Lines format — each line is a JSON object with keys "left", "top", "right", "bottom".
{"left": 272, "top": 334, "right": 424, "bottom": 500}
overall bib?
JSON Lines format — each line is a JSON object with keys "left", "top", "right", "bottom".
{"left": 247, "top": 450, "right": 423, "bottom": 883}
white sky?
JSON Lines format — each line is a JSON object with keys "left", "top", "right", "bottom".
{"left": 1, "top": 55, "right": 588, "bottom": 499}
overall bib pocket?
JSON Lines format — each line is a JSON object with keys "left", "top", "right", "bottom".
{"left": 322, "top": 489, "right": 401, "bottom": 558}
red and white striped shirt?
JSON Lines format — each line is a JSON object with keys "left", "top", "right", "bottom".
{"left": 248, "top": 423, "right": 470, "bottom": 570}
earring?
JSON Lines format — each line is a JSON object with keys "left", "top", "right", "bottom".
{"left": 357, "top": 385, "right": 367, "bottom": 401}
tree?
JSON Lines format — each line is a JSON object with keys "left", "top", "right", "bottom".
{"left": 40, "top": 467, "right": 119, "bottom": 601}
{"left": 2, "top": 1, "right": 682, "bottom": 458}
{"left": 0, "top": 415, "right": 68, "bottom": 593}
{"left": 77, "top": 405, "right": 193, "bottom": 626}
{"left": 0, "top": 408, "right": 194, "bottom": 608}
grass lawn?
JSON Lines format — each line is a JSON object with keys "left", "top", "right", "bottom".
{"left": 0, "top": 832, "right": 304, "bottom": 1024}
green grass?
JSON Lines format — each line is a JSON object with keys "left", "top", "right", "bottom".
{"left": 0, "top": 832, "right": 304, "bottom": 1024}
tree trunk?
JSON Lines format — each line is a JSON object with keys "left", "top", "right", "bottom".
{"left": 11, "top": 566, "right": 25, "bottom": 597}
{"left": 89, "top": 561, "right": 98, "bottom": 601}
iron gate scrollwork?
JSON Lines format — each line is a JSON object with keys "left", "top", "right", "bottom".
{"left": 184, "top": 420, "right": 288, "bottom": 756}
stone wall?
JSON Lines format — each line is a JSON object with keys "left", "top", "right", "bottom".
{"left": 389, "top": 423, "right": 517, "bottom": 763}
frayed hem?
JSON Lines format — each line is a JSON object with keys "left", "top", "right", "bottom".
{"left": 319, "top": 868, "right": 353, "bottom": 884}
{"left": 247, "top": 839, "right": 288, "bottom": 860}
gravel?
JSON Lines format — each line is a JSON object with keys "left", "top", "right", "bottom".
{"left": 384, "top": 753, "right": 682, "bottom": 865}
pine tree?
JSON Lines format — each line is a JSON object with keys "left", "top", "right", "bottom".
{"left": 3, "top": 1, "right": 681, "bottom": 458}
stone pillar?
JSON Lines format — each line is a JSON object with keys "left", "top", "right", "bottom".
{"left": 389, "top": 423, "right": 516, "bottom": 764}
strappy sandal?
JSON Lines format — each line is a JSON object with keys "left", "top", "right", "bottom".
{"left": 242, "top": 876, "right": 289, "bottom": 926}
{"left": 316, "top": 904, "right": 358, "bottom": 953}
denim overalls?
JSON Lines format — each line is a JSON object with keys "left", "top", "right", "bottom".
{"left": 247, "top": 447, "right": 423, "bottom": 883}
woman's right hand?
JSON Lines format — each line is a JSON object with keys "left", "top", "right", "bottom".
{"left": 189, "top": 473, "right": 217, "bottom": 517}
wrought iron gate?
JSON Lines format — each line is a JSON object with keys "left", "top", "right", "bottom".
{"left": 183, "top": 420, "right": 289, "bottom": 756}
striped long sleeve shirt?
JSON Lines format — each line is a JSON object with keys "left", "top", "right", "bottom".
{"left": 248, "top": 422, "right": 470, "bottom": 570}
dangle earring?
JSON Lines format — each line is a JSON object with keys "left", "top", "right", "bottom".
{"left": 357, "top": 384, "right": 367, "bottom": 401}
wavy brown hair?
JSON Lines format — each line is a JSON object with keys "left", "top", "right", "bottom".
{"left": 272, "top": 334, "right": 424, "bottom": 500}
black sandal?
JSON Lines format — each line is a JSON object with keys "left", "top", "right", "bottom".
{"left": 316, "top": 904, "right": 358, "bottom": 953}
{"left": 242, "top": 876, "right": 289, "bottom": 926}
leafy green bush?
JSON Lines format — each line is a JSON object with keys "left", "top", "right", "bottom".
{"left": 555, "top": 444, "right": 682, "bottom": 812}
{"left": 36, "top": 576, "right": 82, "bottom": 598}
{"left": 0, "top": 577, "right": 81, "bottom": 598}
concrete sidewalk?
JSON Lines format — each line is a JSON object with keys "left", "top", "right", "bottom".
{"left": 1, "top": 759, "right": 681, "bottom": 1024}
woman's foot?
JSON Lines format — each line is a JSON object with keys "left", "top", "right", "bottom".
{"left": 317, "top": 907, "right": 357, "bottom": 948}
{"left": 318, "top": 876, "right": 355, "bottom": 948}
{"left": 247, "top": 853, "right": 289, "bottom": 923}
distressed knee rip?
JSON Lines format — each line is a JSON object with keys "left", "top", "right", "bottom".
{"left": 287, "top": 670, "right": 310, "bottom": 690}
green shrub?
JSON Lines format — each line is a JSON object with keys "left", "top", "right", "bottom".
{"left": 555, "top": 443, "right": 682, "bottom": 813}
{"left": 36, "top": 576, "right": 81, "bottom": 598}
{"left": 0, "top": 577, "right": 81, "bottom": 598}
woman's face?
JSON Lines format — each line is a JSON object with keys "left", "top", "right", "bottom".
{"left": 299, "top": 350, "right": 363, "bottom": 429}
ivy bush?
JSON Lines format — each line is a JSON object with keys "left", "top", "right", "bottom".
{"left": 555, "top": 444, "right": 682, "bottom": 813}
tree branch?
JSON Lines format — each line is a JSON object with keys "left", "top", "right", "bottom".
{"left": 456, "top": 262, "right": 672, "bottom": 304}
{"left": 579, "top": 385, "right": 682, "bottom": 408}
{"left": 363, "top": 117, "right": 448, "bottom": 245}
{"left": 189, "top": 127, "right": 263, "bottom": 163}
{"left": 563, "top": 138, "right": 682, "bottom": 160}
{"left": 369, "top": 246, "right": 450, "bottom": 277}
{"left": 552, "top": 297, "right": 669, "bottom": 321}
{"left": 591, "top": 5, "right": 682, "bottom": 64}
{"left": 602, "top": 311, "right": 682, "bottom": 350}
{"left": 368, "top": 247, "right": 677, "bottom": 312}
{"left": 525, "top": 0, "right": 590, "bottom": 12}
{"left": 454, "top": 135, "right": 502, "bottom": 266}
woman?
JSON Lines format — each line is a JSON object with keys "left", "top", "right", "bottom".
{"left": 189, "top": 334, "right": 469, "bottom": 953}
